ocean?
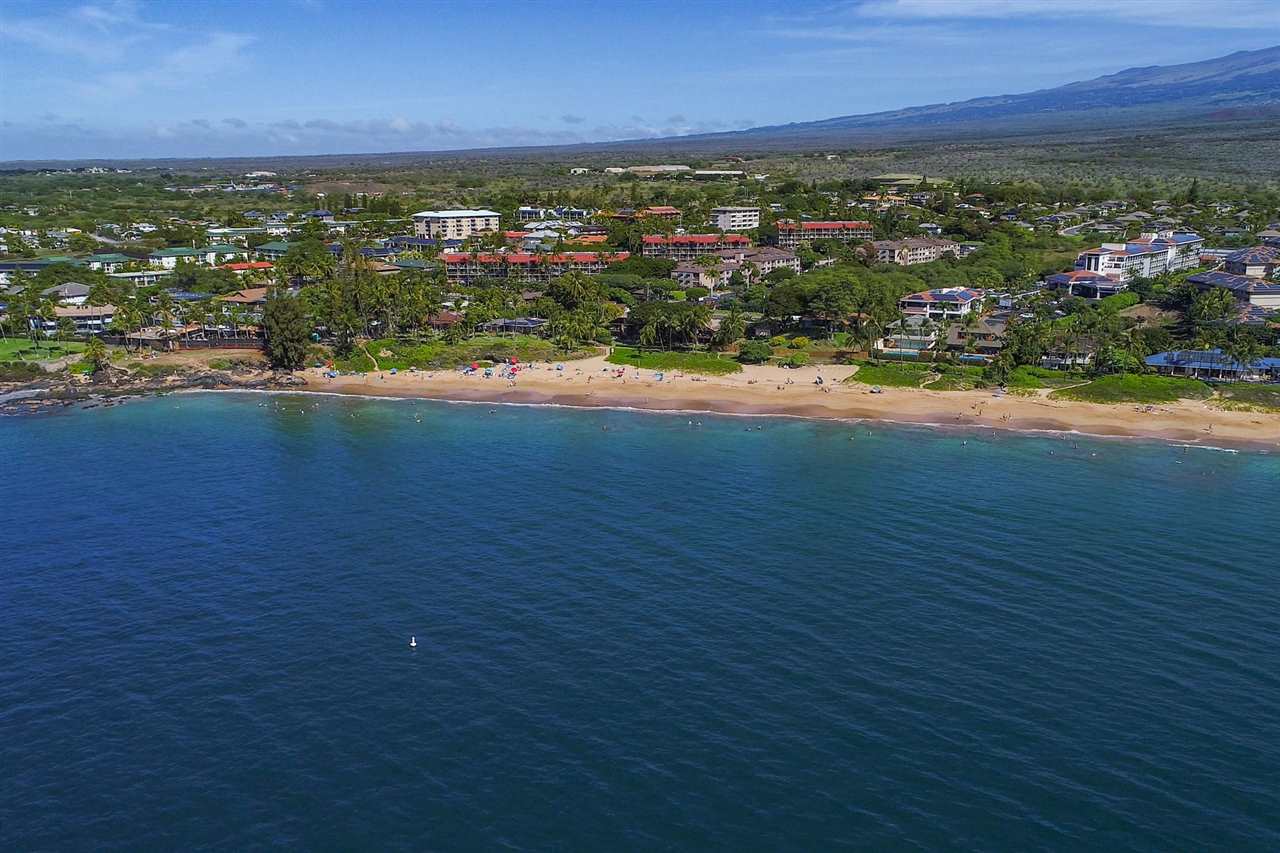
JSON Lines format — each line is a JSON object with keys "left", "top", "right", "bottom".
{"left": 2, "top": 392, "right": 1278, "bottom": 849}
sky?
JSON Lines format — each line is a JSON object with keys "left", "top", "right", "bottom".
{"left": 1, "top": 0, "right": 1278, "bottom": 162}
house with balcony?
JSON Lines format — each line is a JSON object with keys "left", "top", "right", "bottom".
{"left": 946, "top": 316, "right": 1008, "bottom": 362}
{"left": 876, "top": 315, "right": 941, "bottom": 358}
{"left": 640, "top": 234, "right": 751, "bottom": 260}
{"left": 899, "top": 287, "right": 984, "bottom": 320}
{"left": 775, "top": 220, "right": 874, "bottom": 249}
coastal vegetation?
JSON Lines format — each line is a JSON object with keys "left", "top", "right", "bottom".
{"left": 1049, "top": 374, "right": 1212, "bottom": 404}
{"left": 606, "top": 346, "right": 741, "bottom": 375}
{"left": 331, "top": 335, "right": 581, "bottom": 373}
{"left": 1209, "top": 384, "right": 1280, "bottom": 413}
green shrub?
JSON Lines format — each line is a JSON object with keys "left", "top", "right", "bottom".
{"left": 606, "top": 346, "right": 742, "bottom": 375}
{"left": 737, "top": 340, "right": 773, "bottom": 364}
{"left": 784, "top": 352, "right": 810, "bottom": 368}
{"left": 790, "top": 335, "right": 810, "bottom": 349}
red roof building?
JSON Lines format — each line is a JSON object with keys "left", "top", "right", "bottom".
{"left": 221, "top": 261, "right": 275, "bottom": 274}
{"left": 442, "top": 252, "right": 630, "bottom": 283}
{"left": 776, "top": 220, "right": 874, "bottom": 249}
{"left": 640, "top": 234, "right": 751, "bottom": 260}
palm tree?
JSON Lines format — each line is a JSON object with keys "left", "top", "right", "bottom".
{"left": 713, "top": 304, "right": 746, "bottom": 350}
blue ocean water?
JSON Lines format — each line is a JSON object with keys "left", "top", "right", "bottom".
{"left": 2, "top": 392, "right": 1278, "bottom": 850}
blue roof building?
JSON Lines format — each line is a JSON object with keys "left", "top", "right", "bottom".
{"left": 1145, "top": 349, "right": 1280, "bottom": 380}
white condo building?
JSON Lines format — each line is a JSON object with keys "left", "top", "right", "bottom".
{"left": 412, "top": 209, "right": 501, "bottom": 241}
{"left": 709, "top": 207, "right": 761, "bottom": 231}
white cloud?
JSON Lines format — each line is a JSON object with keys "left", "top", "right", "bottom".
{"left": 2, "top": 1, "right": 255, "bottom": 100}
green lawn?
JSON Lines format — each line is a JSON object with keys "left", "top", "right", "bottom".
{"left": 606, "top": 346, "right": 742, "bottom": 375}
{"left": 1212, "top": 383, "right": 1280, "bottom": 413}
{"left": 0, "top": 337, "right": 86, "bottom": 362}
{"left": 844, "top": 361, "right": 933, "bottom": 388}
{"left": 1005, "top": 365, "right": 1087, "bottom": 391}
{"left": 924, "top": 364, "right": 986, "bottom": 391}
{"left": 333, "top": 336, "right": 590, "bottom": 373}
{"left": 1049, "top": 374, "right": 1213, "bottom": 404}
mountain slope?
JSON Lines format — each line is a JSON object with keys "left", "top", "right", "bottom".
{"left": 667, "top": 46, "right": 1280, "bottom": 147}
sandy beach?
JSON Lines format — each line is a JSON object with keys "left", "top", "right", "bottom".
{"left": 301, "top": 354, "right": 1280, "bottom": 449}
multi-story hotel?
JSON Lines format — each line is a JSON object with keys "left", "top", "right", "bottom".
{"left": 1072, "top": 231, "right": 1204, "bottom": 284}
{"left": 411, "top": 209, "right": 501, "bottom": 241}
{"left": 441, "top": 251, "right": 629, "bottom": 284}
{"left": 709, "top": 207, "right": 761, "bottom": 231}
{"left": 776, "top": 220, "right": 874, "bottom": 249}
{"left": 641, "top": 234, "right": 751, "bottom": 261}
{"left": 872, "top": 238, "right": 960, "bottom": 266}
{"left": 670, "top": 247, "right": 801, "bottom": 292}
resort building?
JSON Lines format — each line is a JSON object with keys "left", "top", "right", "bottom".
{"left": 709, "top": 207, "right": 761, "bottom": 231}
{"left": 946, "top": 316, "right": 1009, "bottom": 363}
{"left": 1072, "top": 230, "right": 1204, "bottom": 284}
{"left": 441, "top": 251, "right": 629, "bottom": 284}
{"left": 670, "top": 247, "right": 800, "bottom": 292}
{"left": 872, "top": 238, "right": 960, "bottom": 266}
{"left": 606, "top": 205, "right": 682, "bottom": 222}
{"left": 776, "top": 220, "right": 874, "bottom": 249}
{"left": 898, "top": 287, "right": 985, "bottom": 320}
{"left": 109, "top": 270, "right": 172, "bottom": 287}
{"left": 41, "top": 282, "right": 91, "bottom": 305}
{"left": 671, "top": 261, "right": 740, "bottom": 292}
{"left": 30, "top": 304, "right": 116, "bottom": 336}
{"left": 84, "top": 253, "right": 132, "bottom": 273}
{"left": 877, "top": 315, "right": 940, "bottom": 358}
{"left": 148, "top": 245, "right": 244, "bottom": 269}
{"left": 716, "top": 246, "right": 801, "bottom": 277}
{"left": 148, "top": 247, "right": 204, "bottom": 269}
{"left": 1045, "top": 269, "right": 1128, "bottom": 299}
{"left": 1187, "top": 271, "right": 1280, "bottom": 316}
{"left": 1146, "top": 349, "right": 1280, "bottom": 381}
{"left": 641, "top": 234, "right": 751, "bottom": 260}
{"left": 254, "top": 241, "right": 293, "bottom": 261}
{"left": 1223, "top": 245, "right": 1280, "bottom": 279}
{"left": 221, "top": 261, "right": 276, "bottom": 276}
{"left": 411, "top": 209, "right": 501, "bottom": 241}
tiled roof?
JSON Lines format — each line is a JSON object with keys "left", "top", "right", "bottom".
{"left": 442, "top": 252, "right": 629, "bottom": 264}
{"left": 1049, "top": 270, "right": 1115, "bottom": 283}
{"left": 777, "top": 221, "right": 872, "bottom": 231}
{"left": 1146, "top": 348, "right": 1280, "bottom": 370}
{"left": 1226, "top": 245, "right": 1280, "bottom": 265}
{"left": 902, "top": 287, "right": 983, "bottom": 303}
{"left": 641, "top": 234, "right": 750, "bottom": 245}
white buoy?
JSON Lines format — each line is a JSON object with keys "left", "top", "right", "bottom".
{"left": 409, "top": 636, "right": 417, "bottom": 649}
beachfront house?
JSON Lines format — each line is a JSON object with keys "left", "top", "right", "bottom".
{"left": 899, "top": 287, "right": 985, "bottom": 320}
{"left": 1145, "top": 349, "right": 1280, "bottom": 381}
{"left": 877, "top": 315, "right": 942, "bottom": 358}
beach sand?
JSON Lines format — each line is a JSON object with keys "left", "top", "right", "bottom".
{"left": 301, "top": 355, "right": 1280, "bottom": 449}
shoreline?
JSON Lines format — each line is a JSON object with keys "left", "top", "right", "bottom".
{"left": 295, "top": 355, "right": 1280, "bottom": 451}
{"left": 7, "top": 354, "right": 1279, "bottom": 451}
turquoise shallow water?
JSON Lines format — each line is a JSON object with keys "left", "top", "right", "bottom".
{"left": 2, "top": 392, "right": 1278, "bottom": 849}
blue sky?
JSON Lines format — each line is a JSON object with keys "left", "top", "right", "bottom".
{"left": 2, "top": 0, "right": 1278, "bottom": 161}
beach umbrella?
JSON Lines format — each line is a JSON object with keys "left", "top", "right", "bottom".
{"left": 471, "top": 362, "right": 479, "bottom": 369}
